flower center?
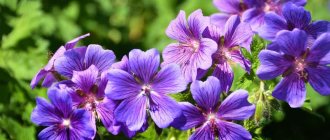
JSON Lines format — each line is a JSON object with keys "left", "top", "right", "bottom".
{"left": 85, "top": 95, "right": 100, "bottom": 111}
{"left": 293, "top": 57, "right": 309, "bottom": 81}
{"left": 141, "top": 85, "right": 152, "bottom": 96}
{"left": 294, "top": 58, "right": 306, "bottom": 72}
{"left": 223, "top": 50, "right": 232, "bottom": 60}
{"left": 207, "top": 113, "right": 216, "bottom": 123}
{"left": 213, "top": 47, "right": 232, "bottom": 64}
{"left": 205, "top": 113, "right": 219, "bottom": 135}
{"left": 191, "top": 40, "right": 200, "bottom": 52}
{"left": 264, "top": 1, "right": 280, "bottom": 13}
{"left": 264, "top": 4, "right": 271, "bottom": 12}
{"left": 62, "top": 119, "right": 70, "bottom": 128}
{"left": 77, "top": 89, "right": 101, "bottom": 112}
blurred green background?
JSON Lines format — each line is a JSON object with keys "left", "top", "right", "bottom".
{"left": 1, "top": 0, "right": 330, "bottom": 139}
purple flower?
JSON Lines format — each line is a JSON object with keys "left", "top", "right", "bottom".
{"left": 58, "top": 65, "right": 123, "bottom": 135}
{"left": 203, "top": 15, "right": 253, "bottom": 92}
{"left": 105, "top": 49, "right": 187, "bottom": 131}
{"left": 110, "top": 55, "right": 129, "bottom": 71}
{"left": 258, "top": 2, "right": 330, "bottom": 41}
{"left": 163, "top": 9, "right": 218, "bottom": 82}
{"left": 257, "top": 29, "right": 330, "bottom": 108}
{"left": 30, "top": 33, "right": 90, "bottom": 89}
{"left": 242, "top": 0, "right": 306, "bottom": 31}
{"left": 211, "top": 0, "right": 252, "bottom": 29}
{"left": 173, "top": 76, "right": 255, "bottom": 140}
{"left": 30, "top": 87, "right": 96, "bottom": 139}
{"left": 54, "top": 44, "right": 116, "bottom": 78}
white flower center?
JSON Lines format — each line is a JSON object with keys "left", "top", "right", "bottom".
{"left": 191, "top": 40, "right": 200, "bottom": 51}
{"left": 62, "top": 119, "right": 70, "bottom": 127}
{"left": 294, "top": 58, "right": 306, "bottom": 72}
{"left": 264, "top": 4, "right": 271, "bottom": 12}
{"left": 141, "top": 85, "right": 152, "bottom": 96}
{"left": 207, "top": 113, "right": 216, "bottom": 122}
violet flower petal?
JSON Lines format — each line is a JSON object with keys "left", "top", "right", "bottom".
{"left": 217, "top": 120, "right": 252, "bottom": 140}
{"left": 166, "top": 10, "right": 191, "bottom": 43}
{"left": 242, "top": 8, "right": 265, "bottom": 32}
{"left": 64, "top": 33, "right": 90, "bottom": 49}
{"left": 189, "top": 124, "right": 214, "bottom": 140}
{"left": 305, "top": 21, "right": 330, "bottom": 39}
{"left": 224, "top": 15, "right": 253, "bottom": 51}
{"left": 128, "top": 49, "right": 160, "bottom": 83}
{"left": 41, "top": 73, "right": 57, "bottom": 87}
{"left": 188, "top": 9, "right": 208, "bottom": 39}
{"left": 283, "top": 2, "right": 311, "bottom": 29}
{"left": 217, "top": 90, "right": 255, "bottom": 120}
{"left": 31, "top": 97, "right": 61, "bottom": 126}
{"left": 149, "top": 92, "right": 181, "bottom": 128}
{"left": 212, "top": 62, "right": 233, "bottom": 93}
{"left": 70, "top": 109, "right": 96, "bottom": 140}
{"left": 47, "top": 87, "right": 73, "bottom": 118}
{"left": 307, "top": 66, "right": 330, "bottom": 95}
{"left": 230, "top": 50, "right": 251, "bottom": 73}
{"left": 274, "top": 29, "right": 307, "bottom": 57}
{"left": 172, "top": 102, "right": 205, "bottom": 130}
{"left": 38, "top": 125, "right": 67, "bottom": 140}
{"left": 307, "top": 33, "right": 330, "bottom": 65}
{"left": 72, "top": 65, "right": 98, "bottom": 93}
{"left": 257, "top": 50, "right": 291, "bottom": 80}
{"left": 190, "top": 76, "right": 222, "bottom": 110}
{"left": 213, "top": 0, "right": 243, "bottom": 14}
{"left": 105, "top": 69, "right": 141, "bottom": 100}
{"left": 151, "top": 64, "right": 187, "bottom": 94}
{"left": 84, "top": 44, "right": 116, "bottom": 73}
{"left": 54, "top": 47, "right": 86, "bottom": 78}
{"left": 30, "top": 69, "right": 48, "bottom": 89}
{"left": 272, "top": 73, "right": 306, "bottom": 108}
{"left": 114, "top": 95, "right": 147, "bottom": 131}
{"left": 258, "top": 12, "right": 287, "bottom": 41}
{"left": 111, "top": 55, "right": 129, "bottom": 72}
{"left": 210, "top": 13, "right": 230, "bottom": 32}
{"left": 96, "top": 98, "right": 121, "bottom": 135}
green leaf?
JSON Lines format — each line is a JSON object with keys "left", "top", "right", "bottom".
{"left": 1, "top": 1, "right": 43, "bottom": 49}
{"left": 0, "top": 116, "right": 36, "bottom": 140}
{"left": 302, "top": 97, "right": 312, "bottom": 112}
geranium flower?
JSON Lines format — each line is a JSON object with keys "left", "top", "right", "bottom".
{"left": 30, "top": 33, "right": 90, "bottom": 88}
{"left": 163, "top": 9, "right": 217, "bottom": 82}
{"left": 203, "top": 15, "right": 253, "bottom": 92}
{"left": 173, "top": 76, "right": 255, "bottom": 140}
{"left": 242, "top": 0, "right": 306, "bottom": 31}
{"left": 211, "top": 0, "right": 252, "bottom": 29}
{"left": 257, "top": 29, "right": 330, "bottom": 108}
{"left": 105, "top": 49, "right": 187, "bottom": 131}
{"left": 54, "top": 44, "right": 115, "bottom": 78}
{"left": 31, "top": 87, "right": 95, "bottom": 139}
{"left": 259, "top": 2, "right": 330, "bottom": 41}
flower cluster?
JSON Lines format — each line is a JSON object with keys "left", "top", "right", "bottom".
{"left": 30, "top": 0, "right": 330, "bottom": 140}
